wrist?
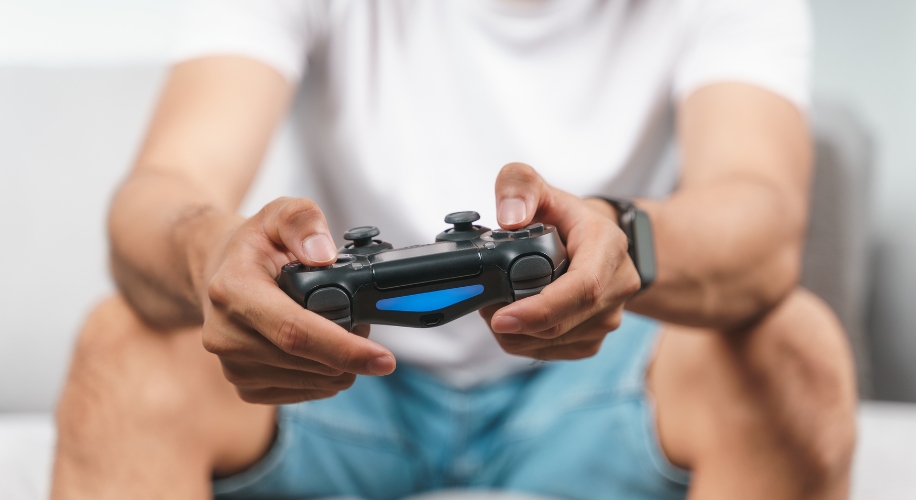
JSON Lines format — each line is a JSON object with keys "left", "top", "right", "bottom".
{"left": 583, "top": 197, "right": 620, "bottom": 224}
{"left": 175, "top": 206, "right": 245, "bottom": 308}
{"left": 588, "top": 196, "right": 657, "bottom": 292}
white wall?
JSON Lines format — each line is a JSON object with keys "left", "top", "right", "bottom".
{"left": 1, "top": 0, "right": 915, "bottom": 410}
{"left": 0, "top": 0, "right": 179, "bottom": 65}
{"left": 0, "top": 0, "right": 180, "bottom": 412}
{"left": 809, "top": 0, "right": 916, "bottom": 401}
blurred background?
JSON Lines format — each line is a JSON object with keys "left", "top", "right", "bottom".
{"left": 1, "top": 0, "right": 915, "bottom": 498}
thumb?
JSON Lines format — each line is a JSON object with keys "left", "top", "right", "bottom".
{"left": 261, "top": 197, "right": 338, "bottom": 267}
{"left": 495, "top": 163, "right": 592, "bottom": 237}
{"left": 495, "top": 163, "right": 549, "bottom": 229}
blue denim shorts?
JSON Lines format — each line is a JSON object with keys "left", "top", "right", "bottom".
{"left": 213, "top": 313, "right": 689, "bottom": 499}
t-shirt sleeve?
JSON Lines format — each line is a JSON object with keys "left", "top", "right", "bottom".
{"left": 170, "top": 0, "right": 326, "bottom": 83}
{"left": 673, "top": 0, "right": 812, "bottom": 110}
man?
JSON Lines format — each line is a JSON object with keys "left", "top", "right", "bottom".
{"left": 51, "top": 0, "right": 857, "bottom": 498}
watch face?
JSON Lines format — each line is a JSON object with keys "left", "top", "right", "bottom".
{"left": 632, "top": 210, "right": 657, "bottom": 287}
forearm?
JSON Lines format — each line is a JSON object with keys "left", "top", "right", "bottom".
{"left": 108, "top": 169, "right": 243, "bottom": 328}
{"left": 590, "top": 176, "right": 806, "bottom": 329}
{"left": 601, "top": 84, "right": 812, "bottom": 329}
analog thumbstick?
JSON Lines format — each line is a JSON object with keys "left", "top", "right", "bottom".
{"left": 344, "top": 226, "right": 380, "bottom": 248}
{"left": 444, "top": 211, "right": 480, "bottom": 232}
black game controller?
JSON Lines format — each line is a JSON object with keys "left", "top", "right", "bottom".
{"left": 277, "top": 211, "right": 569, "bottom": 331}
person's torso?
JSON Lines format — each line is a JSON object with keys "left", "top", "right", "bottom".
{"left": 288, "top": 0, "right": 690, "bottom": 386}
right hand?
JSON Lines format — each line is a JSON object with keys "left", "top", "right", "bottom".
{"left": 201, "top": 197, "right": 396, "bottom": 404}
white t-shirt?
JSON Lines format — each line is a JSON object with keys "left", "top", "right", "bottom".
{"left": 173, "top": 0, "right": 811, "bottom": 387}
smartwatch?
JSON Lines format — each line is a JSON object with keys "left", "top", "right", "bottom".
{"left": 592, "top": 197, "right": 657, "bottom": 290}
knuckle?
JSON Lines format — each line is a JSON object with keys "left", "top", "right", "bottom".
{"left": 502, "top": 162, "right": 538, "bottom": 183}
{"left": 236, "top": 388, "right": 266, "bottom": 404}
{"left": 496, "top": 335, "right": 526, "bottom": 355}
{"left": 220, "top": 365, "right": 247, "bottom": 387}
{"left": 335, "top": 345, "right": 357, "bottom": 372}
{"left": 306, "top": 390, "right": 339, "bottom": 401}
{"left": 599, "top": 311, "right": 623, "bottom": 332}
{"left": 333, "top": 373, "right": 357, "bottom": 390}
{"left": 534, "top": 324, "right": 564, "bottom": 339}
{"left": 201, "top": 327, "right": 230, "bottom": 356}
{"left": 546, "top": 334, "right": 570, "bottom": 349}
{"left": 622, "top": 265, "right": 642, "bottom": 297}
{"left": 613, "top": 229, "right": 630, "bottom": 257}
{"left": 581, "top": 272, "right": 605, "bottom": 309}
{"left": 579, "top": 341, "right": 602, "bottom": 358}
{"left": 261, "top": 197, "right": 293, "bottom": 217}
{"left": 278, "top": 198, "right": 322, "bottom": 228}
{"left": 290, "top": 375, "right": 319, "bottom": 391}
{"left": 207, "top": 274, "right": 230, "bottom": 308}
{"left": 317, "top": 365, "right": 345, "bottom": 377}
{"left": 273, "top": 315, "right": 309, "bottom": 355}
{"left": 529, "top": 306, "right": 554, "bottom": 332}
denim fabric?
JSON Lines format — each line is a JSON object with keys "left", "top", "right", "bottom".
{"left": 213, "top": 312, "right": 689, "bottom": 499}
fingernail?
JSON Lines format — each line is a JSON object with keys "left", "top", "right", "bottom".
{"left": 368, "top": 355, "right": 395, "bottom": 375}
{"left": 303, "top": 234, "right": 337, "bottom": 263}
{"left": 492, "top": 315, "right": 522, "bottom": 333}
{"left": 498, "top": 197, "right": 527, "bottom": 226}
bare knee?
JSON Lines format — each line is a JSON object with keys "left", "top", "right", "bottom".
{"left": 653, "top": 288, "right": 857, "bottom": 496}
{"left": 747, "top": 289, "right": 858, "bottom": 487}
{"left": 56, "top": 296, "right": 208, "bottom": 445}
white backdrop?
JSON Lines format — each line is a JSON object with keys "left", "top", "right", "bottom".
{"left": 1, "top": 0, "right": 915, "bottom": 410}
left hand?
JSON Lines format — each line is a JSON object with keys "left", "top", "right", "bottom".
{"left": 479, "top": 163, "right": 642, "bottom": 360}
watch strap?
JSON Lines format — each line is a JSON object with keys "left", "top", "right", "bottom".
{"left": 592, "top": 196, "right": 657, "bottom": 290}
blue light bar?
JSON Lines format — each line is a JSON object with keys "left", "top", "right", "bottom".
{"left": 376, "top": 285, "right": 485, "bottom": 313}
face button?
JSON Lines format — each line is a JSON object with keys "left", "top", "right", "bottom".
{"left": 490, "top": 229, "right": 512, "bottom": 240}
{"left": 526, "top": 223, "right": 545, "bottom": 234}
{"left": 283, "top": 261, "right": 306, "bottom": 271}
{"left": 331, "top": 255, "right": 356, "bottom": 268}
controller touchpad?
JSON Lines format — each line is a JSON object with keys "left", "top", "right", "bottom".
{"left": 370, "top": 241, "right": 482, "bottom": 289}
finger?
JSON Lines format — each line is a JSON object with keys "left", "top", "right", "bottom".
{"left": 493, "top": 163, "right": 592, "bottom": 237}
{"left": 204, "top": 318, "right": 347, "bottom": 375}
{"left": 351, "top": 324, "right": 371, "bottom": 339}
{"left": 260, "top": 197, "right": 338, "bottom": 267}
{"left": 207, "top": 269, "right": 396, "bottom": 375}
{"left": 490, "top": 219, "right": 637, "bottom": 336}
{"left": 221, "top": 360, "right": 358, "bottom": 391}
{"left": 495, "top": 163, "right": 547, "bottom": 228}
{"left": 478, "top": 303, "right": 505, "bottom": 324}
{"left": 528, "top": 339, "right": 605, "bottom": 361}
{"left": 493, "top": 311, "right": 622, "bottom": 354}
{"left": 236, "top": 386, "right": 341, "bottom": 405}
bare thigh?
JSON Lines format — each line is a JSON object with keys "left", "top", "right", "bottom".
{"left": 647, "top": 288, "right": 857, "bottom": 499}
{"left": 51, "top": 296, "right": 276, "bottom": 500}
